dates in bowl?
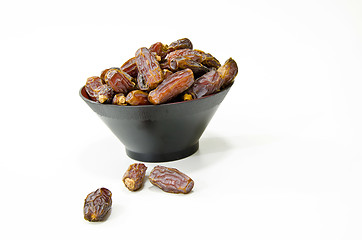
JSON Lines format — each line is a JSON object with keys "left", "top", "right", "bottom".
{"left": 80, "top": 38, "right": 238, "bottom": 162}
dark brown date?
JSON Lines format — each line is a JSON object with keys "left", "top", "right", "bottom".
{"left": 83, "top": 188, "right": 112, "bottom": 222}
{"left": 170, "top": 56, "right": 209, "bottom": 77}
{"left": 120, "top": 57, "right": 138, "bottom": 78}
{"left": 167, "top": 38, "right": 193, "bottom": 52}
{"left": 112, "top": 93, "right": 127, "bottom": 105}
{"left": 135, "top": 47, "right": 164, "bottom": 91}
{"left": 85, "top": 76, "right": 104, "bottom": 101}
{"left": 217, "top": 58, "right": 238, "bottom": 88}
{"left": 184, "top": 70, "right": 222, "bottom": 100}
{"left": 148, "top": 68, "right": 194, "bottom": 104}
{"left": 126, "top": 90, "right": 150, "bottom": 105}
{"left": 122, "top": 163, "right": 148, "bottom": 191}
{"left": 149, "top": 166, "right": 194, "bottom": 194}
{"left": 103, "top": 68, "right": 135, "bottom": 94}
{"left": 194, "top": 49, "right": 221, "bottom": 69}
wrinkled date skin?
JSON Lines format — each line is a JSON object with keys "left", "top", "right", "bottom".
{"left": 170, "top": 56, "right": 209, "bottom": 77}
{"left": 85, "top": 76, "right": 104, "bottom": 101}
{"left": 217, "top": 58, "right": 238, "bottom": 88}
{"left": 122, "top": 163, "right": 148, "bottom": 191}
{"left": 167, "top": 38, "right": 193, "bottom": 52}
{"left": 97, "top": 84, "right": 114, "bottom": 103}
{"left": 135, "top": 47, "right": 164, "bottom": 91}
{"left": 120, "top": 57, "right": 138, "bottom": 78}
{"left": 149, "top": 42, "right": 168, "bottom": 59}
{"left": 83, "top": 188, "right": 112, "bottom": 222}
{"left": 103, "top": 68, "right": 135, "bottom": 94}
{"left": 149, "top": 166, "right": 194, "bottom": 194}
{"left": 126, "top": 90, "right": 150, "bottom": 105}
{"left": 148, "top": 68, "right": 194, "bottom": 104}
{"left": 184, "top": 70, "right": 222, "bottom": 100}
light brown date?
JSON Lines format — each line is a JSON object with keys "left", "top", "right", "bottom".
{"left": 126, "top": 90, "right": 150, "bottom": 106}
{"left": 135, "top": 47, "right": 164, "bottom": 91}
{"left": 112, "top": 93, "right": 127, "bottom": 105}
{"left": 149, "top": 166, "right": 194, "bottom": 194}
{"left": 217, "top": 58, "right": 238, "bottom": 88}
{"left": 83, "top": 188, "right": 112, "bottom": 222}
{"left": 122, "top": 163, "right": 148, "bottom": 191}
{"left": 148, "top": 68, "right": 194, "bottom": 104}
{"left": 85, "top": 76, "right": 104, "bottom": 101}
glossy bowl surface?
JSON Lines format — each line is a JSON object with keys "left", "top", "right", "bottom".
{"left": 80, "top": 85, "right": 232, "bottom": 162}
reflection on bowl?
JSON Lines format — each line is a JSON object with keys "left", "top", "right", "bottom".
{"left": 79, "top": 84, "right": 233, "bottom": 162}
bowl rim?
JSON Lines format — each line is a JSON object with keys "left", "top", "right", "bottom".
{"left": 79, "top": 83, "right": 233, "bottom": 108}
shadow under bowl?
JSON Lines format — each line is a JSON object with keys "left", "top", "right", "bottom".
{"left": 79, "top": 85, "right": 232, "bottom": 162}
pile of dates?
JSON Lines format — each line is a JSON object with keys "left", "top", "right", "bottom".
{"left": 84, "top": 38, "right": 238, "bottom": 105}
{"left": 84, "top": 164, "right": 193, "bottom": 222}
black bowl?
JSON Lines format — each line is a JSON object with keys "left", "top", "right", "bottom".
{"left": 80, "top": 85, "right": 232, "bottom": 162}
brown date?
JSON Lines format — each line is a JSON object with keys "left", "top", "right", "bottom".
{"left": 112, "top": 93, "right": 127, "bottom": 105}
{"left": 97, "top": 84, "right": 114, "bottom": 103}
{"left": 164, "top": 49, "right": 204, "bottom": 68}
{"left": 149, "top": 166, "right": 194, "bottom": 194}
{"left": 217, "top": 58, "right": 238, "bottom": 88}
{"left": 170, "top": 56, "right": 209, "bottom": 77}
{"left": 135, "top": 47, "right": 164, "bottom": 91}
{"left": 120, "top": 57, "right": 138, "bottom": 78}
{"left": 148, "top": 68, "right": 194, "bottom": 105}
{"left": 167, "top": 38, "right": 193, "bottom": 52}
{"left": 103, "top": 68, "right": 135, "bottom": 94}
{"left": 122, "top": 163, "right": 148, "bottom": 191}
{"left": 85, "top": 76, "right": 104, "bottom": 101}
{"left": 183, "top": 70, "right": 222, "bottom": 100}
{"left": 194, "top": 49, "right": 221, "bottom": 69}
{"left": 126, "top": 90, "right": 150, "bottom": 106}
{"left": 149, "top": 42, "right": 168, "bottom": 59}
{"left": 83, "top": 188, "right": 112, "bottom": 222}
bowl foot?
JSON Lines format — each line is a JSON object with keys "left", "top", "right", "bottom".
{"left": 126, "top": 142, "right": 199, "bottom": 162}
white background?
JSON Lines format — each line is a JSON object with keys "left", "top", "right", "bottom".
{"left": 1, "top": 0, "right": 361, "bottom": 239}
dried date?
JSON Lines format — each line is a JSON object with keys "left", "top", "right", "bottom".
{"left": 85, "top": 76, "right": 104, "bottom": 101}
{"left": 148, "top": 68, "right": 194, "bottom": 104}
{"left": 126, "top": 90, "right": 150, "bottom": 106}
{"left": 103, "top": 68, "right": 135, "bottom": 94}
{"left": 120, "top": 57, "right": 138, "bottom": 78}
{"left": 217, "top": 58, "right": 238, "bottom": 88}
{"left": 149, "top": 166, "right": 194, "bottom": 194}
{"left": 167, "top": 38, "right": 193, "bottom": 52}
{"left": 170, "top": 56, "right": 209, "bottom": 77}
{"left": 112, "top": 93, "right": 127, "bottom": 105}
{"left": 97, "top": 84, "right": 114, "bottom": 103}
{"left": 183, "top": 70, "right": 222, "bottom": 100}
{"left": 83, "top": 188, "right": 112, "bottom": 222}
{"left": 135, "top": 47, "right": 164, "bottom": 91}
{"left": 122, "top": 163, "right": 148, "bottom": 191}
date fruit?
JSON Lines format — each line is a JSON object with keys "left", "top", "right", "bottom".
{"left": 148, "top": 68, "right": 194, "bottom": 104}
{"left": 103, "top": 68, "right": 135, "bottom": 94}
{"left": 85, "top": 76, "right": 104, "bottom": 101}
{"left": 184, "top": 70, "right": 222, "bottom": 100}
{"left": 135, "top": 47, "right": 164, "bottom": 91}
{"left": 112, "top": 93, "right": 127, "bottom": 105}
{"left": 126, "top": 90, "right": 150, "bottom": 106}
{"left": 149, "top": 166, "right": 194, "bottom": 194}
{"left": 122, "top": 163, "right": 148, "bottom": 191}
{"left": 217, "top": 58, "right": 238, "bottom": 88}
{"left": 170, "top": 56, "right": 209, "bottom": 77}
{"left": 120, "top": 57, "right": 138, "bottom": 78}
{"left": 83, "top": 188, "right": 112, "bottom": 222}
